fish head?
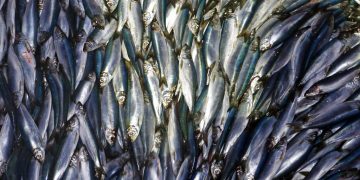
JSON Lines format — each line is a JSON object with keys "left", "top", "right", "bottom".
{"left": 69, "top": 153, "right": 79, "bottom": 167}
{"left": 188, "top": 18, "right": 200, "bottom": 35}
{"left": 180, "top": 45, "right": 191, "bottom": 60}
{"left": 75, "top": 30, "right": 87, "bottom": 42}
{"left": 99, "top": 71, "right": 111, "bottom": 87}
{"left": 87, "top": 72, "right": 97, "bottom": 82}
{"left": 143, "top": 12, "right": 154, "bottom": 27}
{"left": 47, "top": 57, "right": 59, "bottom": 72}
{"left": 78, "top": 147, "right": 89, "bottom": 162}
{"left": 54, "top": 26, "right": 66, "bottom": 40}
{"left": 116, "top": 91, "right": 126, "bottom": 105}
{"left": 37, "top": 31, "right": 51, "bottom": 44}
{"left": 105, "top": 128, "right": 116, "bottom": 145}
{"left": 92, "top": 16, "right": 105, "bottom": 29}
{"left": 84, "top": 39, "right": 97, "bottom": 52}
{"left": 127, "top": 125, "right": 140, "bottom": 142}
{"left": 305, "top": 85, "right": 321, "bottom": 97}
{"left": 0, "top": 161, "right": 7, "bottom": 176}
{"left": 33, "top": 148, "right": 45, "bottom": 163}
{"left": 162, "top": 90, "right": 173, "bottom": 109}
{"left": 66, "top": 116, "right": 80, "bottom": 131}
{"left": 260, "top": 38, "right": 272, "bottom": 51}
{"left": 210, "top": 160, "right": 223, "bottom": 178}
{"left": 142, "top": 35, "right": 151, "bottom": 50}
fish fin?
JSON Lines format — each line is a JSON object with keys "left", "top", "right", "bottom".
{"left": 159, "top": 76, "right": 168, "bottom": 87}
{"left": 299, "top": 171, "right": 310, "bottom": 176}
{"left": 206, "top": 69, "right": 212, "bottom": 85}
{"left": 175, "top": 84, "right": 182, "bottom": 102}
{"left": 163, "top": 30, "right": 175, "bottom": 44}
{"left": 182, "top": 0, "right": 193, "bottom": 10}
{"left": 287, "top": 122, "right": 304, "bottom": 132}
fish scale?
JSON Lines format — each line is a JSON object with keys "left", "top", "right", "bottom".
{"left": 0, "top": 0, "right": 359, "bottom": 179}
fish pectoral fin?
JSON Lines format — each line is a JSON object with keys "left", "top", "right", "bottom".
{"left": 175, "top": 83, "right": 182, "bottom": 102}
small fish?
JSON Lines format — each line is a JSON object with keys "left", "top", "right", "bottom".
{"left": 101, "top": 84, "right": 119, "bottom": 146}
{"left": 199, "top": 62, "right": 226, "bottom": 134}
{"left": 100, "top": 36, "right": 121, "bottom": 87}
{"left": 304, "top": 151, "right": 344, "bottom": 180}
{"left": 256, "top": 137, "right": 287, "bottom": 180}
{"left": 82, "top": 0, "right": 106, "bottom": 29}
{"left": 0, "top": 114, "right": 14, "bottom": 176}
{"left": 178, "top": 45, "right": 197, "bottom": 112}
{"left": 52, "top": 116, "right": 80, "bottom": 180}
{"left": 16, "top": 105, "right": 45, "bottom": 163}
{"left": 38, "top": 0, "right": 60, "bottom": 43}
{"left": 7, "top": 45, "right": 24, "bottom": 107}
{"left": 125, "top": 61, "right": 144, "bottom": 142}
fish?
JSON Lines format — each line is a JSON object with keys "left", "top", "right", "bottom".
{"left": 52, "top": 116, "right": 80, "bottom": 180}
{"left": 0, "top": 114, "right": 14, "bottom": 176}
{"left": 0, "top": 0, "right": 360, "bottom": 179}
{"left": 178, "top": 45, "right": 197, "bottom": 112}
{"left": 100, "top": 36, "right": 121, "bottom": 87}
{"left": 304, "top": 151, "right": 344, "bottom": 180}
{"left": 125, "top": 61, "right": 144, "bottom": 142}
{"left": 101, "top": 84, "right": 119, "bottom": 146}
{"left": 38, "top": 0, "right": 60, "bottom": 43}
{"left": 6, "top": 45, "right": 24, "bottom": 107}
{"left": 167, "top": 102, "right": 184, "bottom": 175}
{"left": 16, "top": 105, "right": 45, "bottom": 163}
{"left": 256, "top": 137, "right": 287, "bottom": 180}
{"left": 14, "top": 34, "right": 36, "bottom": 101}
{"left": 82, "top": 0, "right": 106, "bottom": 29}
{"left": 199, "top": 62, "right": 226, "bottom": 134}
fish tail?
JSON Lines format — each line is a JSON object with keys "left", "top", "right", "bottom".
{"left": 287, "top": 122, "right": 303, "bottom": 132}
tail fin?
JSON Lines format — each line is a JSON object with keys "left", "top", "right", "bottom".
{"left": 287, "top": 122, "right": 304, "bottom": 132}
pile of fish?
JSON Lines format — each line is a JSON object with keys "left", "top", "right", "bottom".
{"left": 1, "top": 0, "right": 360, "bottom": 179}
